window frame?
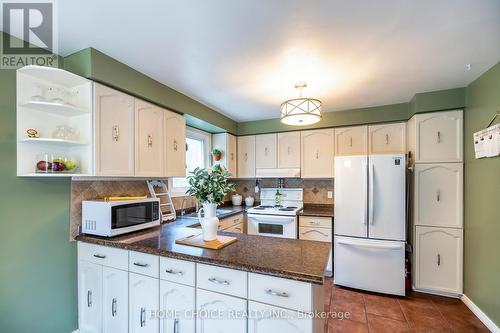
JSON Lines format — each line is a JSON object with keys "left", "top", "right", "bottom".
{"left": 168, "top": 127, "right": 212, "bottom": 197}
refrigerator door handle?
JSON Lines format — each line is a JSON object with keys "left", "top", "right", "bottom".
{"left": 363, "top": 162, "right": 368, "bottom": 225}
{"left": 369, "top": 162, "right": 374, "bottom": 225}
{"left": 337, "top": 239, "right": 404, "bottom": 250}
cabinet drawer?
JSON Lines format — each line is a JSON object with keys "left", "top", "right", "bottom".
{"left": 78, "top": 242, "right": 128, "bottom": 270}
{"left": 299, "top": 227, "right": 332, "bottom": 242}
{"left": 219, "top": 213, "right": 244, "bottom": 230}
{"left": 248, "top": 273, "right": 313, "bottom": 312}
{"left": 197, "top": 263, "right": 247, "bottom": 298}
{"left": 224, "top": 222, "right": 244, "bottom": 233}
{"left": 159, "top": 257, "right": 195, "bottom": 286}
{"left": 129, "top": 251, "right": 159, "bottom": 278}
{"left": 299, "top": 216, "right": 332, "bottom": 229}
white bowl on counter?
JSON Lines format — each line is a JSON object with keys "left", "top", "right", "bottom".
{"left": 231, "top": 194, "right": 242, "bottom": 206}
{"left": 245, "top": 196, "right": 255, "bottom": 207}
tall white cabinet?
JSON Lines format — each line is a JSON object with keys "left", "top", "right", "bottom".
{"left": 408, "top": 110, "right": 463, "bottom": 297}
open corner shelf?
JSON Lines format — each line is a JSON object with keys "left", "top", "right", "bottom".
{"left": 20, "top": 100, "right": 89, "bottom": 116}
{"left": 19, "top": 173, "right": 91, "bottom": 177}
{"left": 17, "top": 65, "right": 90, "bottom": 88}
{"left": 19, "top": 137, "right": 88, "bottom": 146}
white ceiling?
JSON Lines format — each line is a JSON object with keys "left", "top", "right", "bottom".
{"left": 57, "top": 0, "right": 500, "bottom": 122}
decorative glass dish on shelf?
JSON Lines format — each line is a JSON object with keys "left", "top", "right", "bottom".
{"left": 35, "top": 154, "right": 80, "bottom": 174}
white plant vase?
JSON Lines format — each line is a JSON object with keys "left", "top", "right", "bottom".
{"left": 197, "top": 202, "right": 219, "bottom": 241}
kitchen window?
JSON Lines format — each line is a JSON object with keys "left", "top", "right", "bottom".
{"left": 169, "top": 127, "right": 211, "bottom": 197}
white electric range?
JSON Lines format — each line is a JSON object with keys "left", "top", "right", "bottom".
{"left": 247, "top": 188, "right": 303, "bottom": 239}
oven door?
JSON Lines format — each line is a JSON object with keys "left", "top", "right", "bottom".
{"left": 247, "top": 214, "right": 297, "bottom": 239}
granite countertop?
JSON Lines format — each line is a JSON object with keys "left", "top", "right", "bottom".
{"left": 298, "top": 204, "right": 334, "bottom": 217}
{"left": 76, "top": 213, "right": 330, "bottom": 284}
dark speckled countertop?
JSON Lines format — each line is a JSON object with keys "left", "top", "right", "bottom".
{"left": 298, "top": 204, "right": 334, "bottom": 217}
{"left": 76, "top": 209, "right": 330, "bottom": 284}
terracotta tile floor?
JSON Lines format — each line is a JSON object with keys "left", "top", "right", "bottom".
{"left": 324, "top": 278, "right": 490, "bottom": 333}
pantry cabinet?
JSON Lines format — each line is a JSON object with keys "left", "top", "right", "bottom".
{"left": 415, "top": 226, "right": 463, "bottom": 295}
{"left": 237, "top": 135, "right": 256, "bottom": 178}
{"left": 255, "top": 134, "right": 277, "bottom": 168}
{"left": 78, "top": 261, "right": 103, "bottom": 333}
{"left": 160, "top": 280, "right": 195, "bottom": 333}
{"left": 164, "top": 110, "right": 186, "bottom": 177}
{"left": 334, "top": 125, "right": 368, "bottom": 156}
{"left": 277, "top": 131, "right": 301, "bottom": 168}
{"left": 368, "top": 123, "right": 406, "bottom": 154}
{"left": 196, "top": 289, "right": 247, "bottom": 333}
{"left": 135, "top": 100, "right": 164, "bottom": 177}
{"left": 407, "top": 110, "right": 463, "bottom": 163}
{"left": 414, "top": 163, "right": 463, "bottom": 228}
{"left": 94, "top": 83, "right": 135, "bottom": 176}
{"left": 129, "top": 272, "right": 159, "bottom": 333}
{"left": 301, "top": 129, "right": 334, "bottom": 178}
{"left": 102, "top": 267, "right": 128, "bottom": 333}
{"left": 212, "top": 133, "right": 237, "bottom": 177}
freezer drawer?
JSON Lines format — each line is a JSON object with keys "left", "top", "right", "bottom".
{"left": 333, "top": 236, "right": 405, "bottom": 296}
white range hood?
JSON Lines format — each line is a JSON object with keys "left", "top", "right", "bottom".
{"left": 255, "top": 168, "right": 301, "bottom": 178}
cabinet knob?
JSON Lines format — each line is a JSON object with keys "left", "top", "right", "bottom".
{"left": 112, "top": 125, "right": 120, "bottom": 142}
{"left": 147, "top": 135, "right": 153, "bottom": 148}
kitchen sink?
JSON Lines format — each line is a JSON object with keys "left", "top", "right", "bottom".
{"left": 181, "top": 209, "right": 237, "bottom": 219}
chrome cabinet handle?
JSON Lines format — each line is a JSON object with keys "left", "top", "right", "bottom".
{"left": 174, "top": 318, "right": 179, "bottom": 333}
{"left": 437, "top": 254, "right": 441, "bottom": 266}
{"left": 350, "top": 137, "right": 353, "bottom": 147}
{"left": 173, "top": 140, "right": 178, "bottom": 151}
{"left": 287, "top": 146, "right": 291, "bottom": 154}
{"left": 140, "top": 307, "right": 146, "bottom": 327}
{"left": 315, "top": 150, "right": 319, "bottom": 159}
{"left": 87, "top": 290, "right": 92, "bottom": 307}
{"left": 113, "top": 125, "right": 120, "bottom": 142}
{"left": 385, "top": 134, "right": 389, "bottom": 145}
{"left": 93, "top": 254, "right": 106, "bottom": 259}
{"left": 208, "top": 277, "right": 230, "bottom": 285}
{"left": 437, "top": 131, "right": 441, "bottom": 143}
{"left": 165, "top": 269, "right": 184, "bottom": 276}
{"left": 436, "top": 190, "right": 441, "bottom": 202}
{"left": 147, "top": 134, "right": 153, "bottom": 147}
{"left": 230, "top": 152, "right": 234, "bottom": 161}
{"left": 133, "top": 262, "right": 149, "bottom": 268}
{"left": 266, "top": 289, "right": 289, "bottom": 298}
{"left": 264, "top": 147, "right": 268, "bottom": 155}
{"left": 111, "top": 298, "right": 117, "bottom": 317}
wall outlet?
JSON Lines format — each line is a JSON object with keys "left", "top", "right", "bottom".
{"left": 327, "top": 191, "right": 333, "bottom": 199}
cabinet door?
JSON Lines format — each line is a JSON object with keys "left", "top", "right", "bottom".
{"left": 135, "top": 100, "right": 164, "bottom": 177}
{"left": 160, "top": 281, "right": 195, "bottom": 333}
{"left": 255, "top": 134, "right": 277, "bottom": 168}
{"left": 369, "top": 123, "right": 406, "bottom": 154}
{"left": 227, "top": 133, "right": 237, "bottom": 177}
{"left": 414, "top": 163, "right": 463, "bottom": 228}
{"left": 78, "top": 261, "right": 102, "bottom": 333}
{"left": 248, "top": 301, "right": 313, "bottom": 333}
{"left": 196, "top": 289, "right": 247, "bottom": 333}
{"left": 94, "top": 83, "right": 135, "bottom": 176}
{"left": 301, "top": 129, "right": 334, "bottom": 178}
{"left": 102, "top": 267, "right": 128, "bottom": 333}
{"left": 334, "top": 125, "right": 368, "bottom": 156}
{"left": 415, "top": 226, "right": 463, "bottom": 294}
{"left": 129, "top": 273, "right": 159, "bottom": 333}
{"left": 415, "top": 110, "right": 463, "bottom": 163}
{"left": 278, "top": 131, "right": 301, "bottom": 168}
{"left": 237, "top": 136, "right": 256, "bottom": 178}
{"left": 164, "top": 110, "right": 186, "bottom": 177}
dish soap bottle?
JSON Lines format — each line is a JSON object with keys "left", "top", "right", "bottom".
{"left": 275, "top": 189, "right": 282, "bottom": 207}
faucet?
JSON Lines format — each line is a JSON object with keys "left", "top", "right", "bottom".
{"left": 180, "top": 197, "right": 188, "bottom": 216}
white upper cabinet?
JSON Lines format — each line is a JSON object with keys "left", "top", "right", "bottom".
{"left": 255, "top": 134, "right": 277, "bottom": 168}
{"left": 301, "top": 129, "right": 334, "bottom": 178}
{"left": 277, "top": 131, "right": 301, "bottom": 168}
{"left": 368, "top": 123, "right": 406, "bottom": 154}
{"left": 94, "top": 83, "right": 135, "bottom": 176}
{"left": 415, "top": 226, "right": 463, "bottom": 295}
{"left": 237, "top": 135, "right": 256, "bottom": 178}
{"left": 334, "top": 125, "right": 368, "bottom": 156}
{"left": 134, "top": 100, "right": 164, "bottom": 177}
{"left": 164, "top": 110, "right": 186, "bottom": 177}
{"left": 213, "top": 133, "right": 237, "bottom": 177}
{"left": 408, "top": 110, "right": 463, "bottom": 163}
{"left": 414, "top": 163, "right": 463, "bottom": 228}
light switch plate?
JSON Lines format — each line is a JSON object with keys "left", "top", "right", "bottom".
{"left": 327, "top": 191, "right": 333, "bottom": 199}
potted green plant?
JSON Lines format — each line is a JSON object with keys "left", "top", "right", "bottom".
{"left": 211, "top": 148, "right": 223, "bottom": 161}
{"left": 186, "top": 165, "right": 235, "bottom": 240}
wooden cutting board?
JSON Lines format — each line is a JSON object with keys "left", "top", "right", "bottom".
{"left": 175, "top": 234, "right": 237, "bottom": 250}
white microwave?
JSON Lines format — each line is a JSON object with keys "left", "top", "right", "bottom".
{"left": 82, "top": 198, "right": 161, "bottom": 237}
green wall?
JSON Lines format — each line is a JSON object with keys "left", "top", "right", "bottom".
{"left": 464, "top": 61, "right": 500, "bottom": 326}
{"left": 0, "top": 55, "right": 78, "bottom": 332}
{"left": 64, "top": 48, "right": 237, "bottom": 134}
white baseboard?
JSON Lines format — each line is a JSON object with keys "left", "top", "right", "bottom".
{"left": 461, "top": 294, "right": 499, "bottom": 333}
{"left": 71, "top": 330, "right": 79, "bottom": 333}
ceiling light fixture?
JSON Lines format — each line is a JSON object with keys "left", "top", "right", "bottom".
{"left": 280, "top": 82, "right": 322, "bottom": 126}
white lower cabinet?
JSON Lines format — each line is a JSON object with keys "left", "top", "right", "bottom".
{"left": 160, "top": 281, "right": 195, "bottom": 333}
{"left": 196, "top": 288, "right": 247, "bottom": 333}
{"left": 248, "top": 301, "right": 312, "bottom": 333}
{"left": 415, "top": 226, "right": 463, "bottom": 295}
{"left": 129, "top": 272, "right": 159, "bottom": 333}
{"left": 79, "top": 261, "right": 103, "bottom": 333}
{"left": 102, "top": 267, "right": 128, "bottom": 333}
